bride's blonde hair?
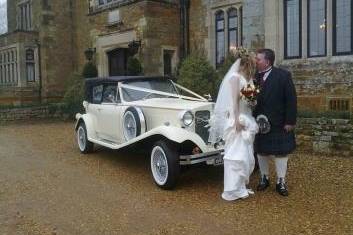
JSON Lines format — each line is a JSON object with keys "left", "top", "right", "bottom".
{"left": 239, "top": 53, "right": 256, "bottom": 80}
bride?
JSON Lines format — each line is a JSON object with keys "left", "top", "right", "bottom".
{"left": 209, "top": 53, "right": 259, "bottom": 201}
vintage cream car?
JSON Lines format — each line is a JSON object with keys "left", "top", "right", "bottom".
{"left": 75, "top": 76, "right": 223, "bottom": 189}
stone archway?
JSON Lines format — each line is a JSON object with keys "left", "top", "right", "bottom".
{"left": 95, "top": 30, "right": 136, "bottom": 77}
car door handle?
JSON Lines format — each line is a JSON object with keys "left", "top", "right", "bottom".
{"left": 97, "top": 108, "right": 102, "bottom": 111}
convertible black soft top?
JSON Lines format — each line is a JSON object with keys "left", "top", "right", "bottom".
{"left": 84, "top": 76, "right": 171, "bottom": 102}
{"left": 85, "top": 76, "right": 170, "bottom": 84}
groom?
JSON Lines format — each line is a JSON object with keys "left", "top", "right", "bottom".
{"left": 253, "top": 48, "right": 297, "bottom": 196}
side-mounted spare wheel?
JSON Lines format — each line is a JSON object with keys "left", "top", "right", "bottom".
{"left": 123, "top": 106, "right": 146, "bottom": 141}
{"left": 76, "top": 121, "right": 94, "bottom": 154}
{"left": 150, "top": 140, "right": 180, "bottom": 189}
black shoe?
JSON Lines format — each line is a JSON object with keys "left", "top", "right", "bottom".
{"left": 257, "top": 175, "right": 270, "bottom": 191}
{"left": 276, "top": 180, "right": 289, "bottom": 196}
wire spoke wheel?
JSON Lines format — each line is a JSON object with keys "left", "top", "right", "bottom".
{"left": 77, "top": 126, "right": 86, "bottom": 151}
{"left": 123, "top": 111, "right": 137, "bottom": 140}
{"left": 76, "top": 122, "right": 93, "bottom": 154}
{"left": 150, "top": 141, "right": 180, "bottom": 189}
{"left": 151, "top": 146, "right": 168, "bottom": 185}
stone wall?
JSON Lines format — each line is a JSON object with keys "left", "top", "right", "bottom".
{"left": 242, "top": 0, "right": 264, "bottom": 49}
{"left": 37, "top": 0, "right": 75, "bottom": 102}
{"left": 296, "top": 118, "right": 353, "bottom": 157}
{"left": 189, "top": 0, "right": 208, "bottom": 52}
{"left": 280, "top": 59, "right": 353, "bottom": 113}
{"left": 0, "top": 105, "right": 66, "bottom": 122}
{"left": 6, "top": 0, "right": 17, "bottom": 33}
{"left": 142, "top": 2, "right": 180, "bottom": 75}
{"left": 73, "top": 1, "right": 180, "bottom": 76}
{"left": 1, "top": 0, "right": 75, "bottom": 105}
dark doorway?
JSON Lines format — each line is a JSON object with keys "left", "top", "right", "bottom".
{"left": 108, "top": 48, "right": 128, "bottom": 76}
{"left": 163, "top": 50, "right": 175, "bottom": 77}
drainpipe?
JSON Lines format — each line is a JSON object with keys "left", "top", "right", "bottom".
{"left": 179, "top": 0, "right": 190, "bottom": 61}
{"left": 35, "top": 39, "right": 42, "bottom": 104}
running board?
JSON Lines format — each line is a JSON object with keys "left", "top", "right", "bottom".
{"left": 88, "top": 138, "right": 121, "bottom": 149}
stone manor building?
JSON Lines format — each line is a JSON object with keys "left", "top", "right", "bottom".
{"left": 0, "top": 0, "right": 352, "bottom": 114}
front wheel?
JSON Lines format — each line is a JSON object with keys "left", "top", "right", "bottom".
{"left": 150, "top": 140, "right": 180, "bottom": 189}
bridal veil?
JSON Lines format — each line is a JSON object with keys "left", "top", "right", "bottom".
{"left": 208, "top": 59, "right": 241, "bottom": 145}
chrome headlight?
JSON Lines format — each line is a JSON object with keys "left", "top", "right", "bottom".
{"left": 181, "top": 110, "right": 194, "bottom": 126}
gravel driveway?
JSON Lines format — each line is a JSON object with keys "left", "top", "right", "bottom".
{"left": 0, "top": 120, "right": 352, "bottom": 235}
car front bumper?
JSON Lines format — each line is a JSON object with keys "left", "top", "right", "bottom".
{"left": 179, "top": 149, "right": 224, "bottom": 166}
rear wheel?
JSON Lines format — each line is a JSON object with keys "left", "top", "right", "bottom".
{"left": 76, "top": 122, "right": 94, "bottom": 154}
{"left": 150, "top": 140, "right": 180, "bottom": 189}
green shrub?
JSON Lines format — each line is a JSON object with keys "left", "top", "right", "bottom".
{"left": 62, "top": 73, "right": 85, "bottom": 118}
{"left": 127, "top": 57, "right": 143, "bottom": 75}
{"left": 82, "top": 62, "right": 98, "bottom": 78}
{"left": 177, "top": 54, "right": 220, "bottom": 100}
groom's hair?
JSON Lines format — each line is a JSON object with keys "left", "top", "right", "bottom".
{"left": 257, "top": 48, "right": 275, "bottom": 66}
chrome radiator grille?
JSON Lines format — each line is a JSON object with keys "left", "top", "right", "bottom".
{"left": 195, "top": 110, "right": 210, "bottom": 143}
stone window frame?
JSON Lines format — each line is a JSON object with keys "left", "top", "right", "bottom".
{"left": 89, "top": 0, "right": 178, "bottom": 14}
{"left": 210, "top": 2, "right": 243, "bottom": 67}
{"left": 279, "top": 0, "right": 353, "bottom": 62}
{"left": 0, "top": 46, "right": 19, "bottom": 87}
{"left": 17, "top": 0, "right": 32, "bottom": 31}
{"left": 95, "top": 31, "right": 136, "bottom": 77}
{"left": 25, "top": 48, "right": 35, "bottom": 83}
{"left": 24, "top": 46, "right": 39, "bottom": 86}
{"left": 89, "top": 0, "right": 135, "bottom": 13}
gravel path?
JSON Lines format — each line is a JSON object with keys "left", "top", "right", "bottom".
{"left": 0, "top": 120, "right": 352, "bottom": 235}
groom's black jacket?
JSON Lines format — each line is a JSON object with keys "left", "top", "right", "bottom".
{"left": 254, "top": 67, "right": 297, "bottom": 155}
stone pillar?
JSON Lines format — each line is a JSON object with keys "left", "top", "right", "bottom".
{"left": 242, "top": 0, "right": 265, "bottom": 49}
{"left": 6, "top": 0, "right": 17, "bottom": 32}
{"left": 17, "top": 43, "right": 26, "bottom": 88}
{"left": 264, "top": 0, "right": 280, "bottom": 62}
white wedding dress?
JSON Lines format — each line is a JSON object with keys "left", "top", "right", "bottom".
{"left": 208, "top": 59, "right": 258, "bottom": 201}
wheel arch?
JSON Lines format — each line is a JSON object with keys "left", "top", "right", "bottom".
{"left": 123, "top": 106, "right": 147, "bottom": 141}
{"left": 128, "top": 134, "right": 180, "bottom": 153}
{"left": 75, "top": 114, "right": 95, "bottom": 140}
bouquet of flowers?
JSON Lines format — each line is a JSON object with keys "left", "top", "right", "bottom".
{"left": 240, "top": 83, "right": 260, "bottom": 108}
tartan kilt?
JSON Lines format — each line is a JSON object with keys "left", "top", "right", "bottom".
{"left": 255, "top": 128, "right": 296, "bottom": 156}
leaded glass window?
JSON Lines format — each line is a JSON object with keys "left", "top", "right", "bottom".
{"left": 333, "top": 0, "right": 352, "bottom": 55}
{"left": 308, "top": 0, "right": 326, "bottom": 57}
{"left": 284, "top": 0, "right": 301, "bottom": 58}
{"left": 228, "top": 8, "right": 238, "bottom": 52}
{"left": 216, "top": 11, "right": 225, "bottom": 66}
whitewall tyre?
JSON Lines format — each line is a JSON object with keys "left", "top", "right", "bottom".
{"left": 150, "top": 140, "right": 180, "bottom": 189}
{"left": 77, "top": 122, "right": 94, "bottom": 154}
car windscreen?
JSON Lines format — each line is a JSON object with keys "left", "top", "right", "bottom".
{"left": 121, "top": 79, "right": 178, "bottom": 102}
